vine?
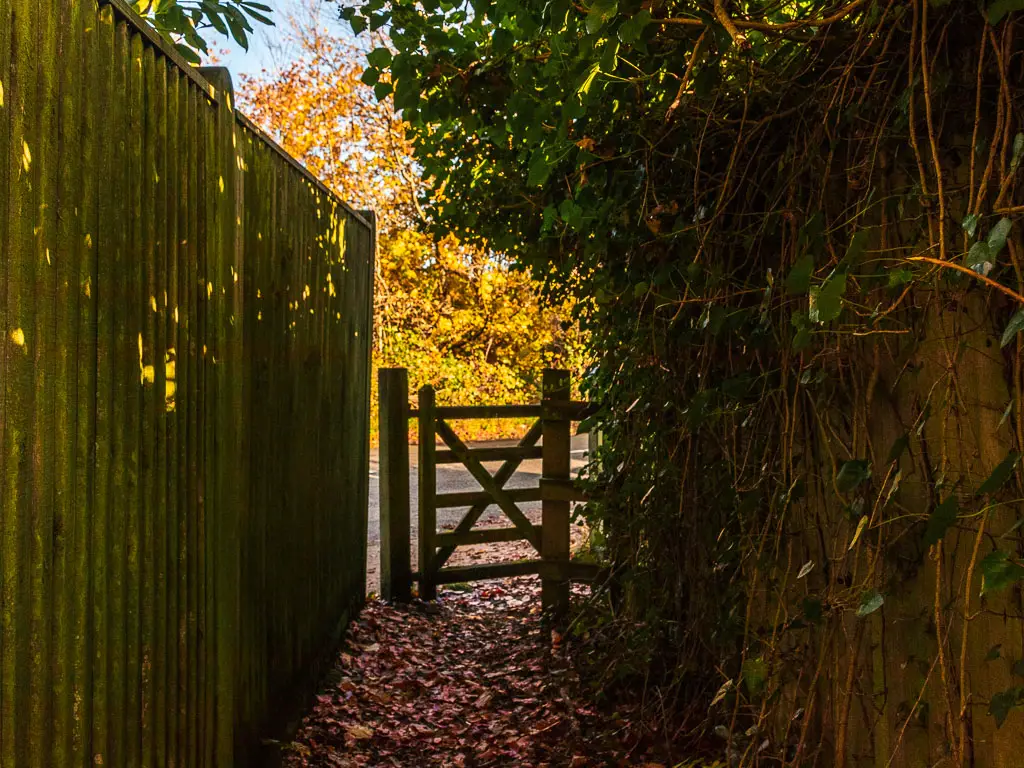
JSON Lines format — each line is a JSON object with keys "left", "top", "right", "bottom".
{"left": 343, "top": 0, "right": 1024, "bottom": 762}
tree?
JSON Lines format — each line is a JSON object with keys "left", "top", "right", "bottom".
{"left": 342, "top": 0, "right": 1024, "bottom": 762}
{"left": 238, "top": 20, "right": 584, "bottom": 434}
{"left": 131, "top": 0, "right": 274, "bottom": 62}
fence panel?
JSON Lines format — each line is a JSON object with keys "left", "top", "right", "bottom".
{"left": 0, "top": 1, "right": 374, "bottom": 764}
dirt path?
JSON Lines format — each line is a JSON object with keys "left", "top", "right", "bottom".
{"left": 280, "top": 576, "right": 670, "bottom": 767}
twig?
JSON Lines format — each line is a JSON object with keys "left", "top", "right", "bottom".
{"left": 907, "top": 255, "right": 1024, "bottom": 306}
{"left": 657, "top": 0, "right": 867, "bottom": 32}
{"left": 713, "top": 0, "right": 749, "bottom": 48}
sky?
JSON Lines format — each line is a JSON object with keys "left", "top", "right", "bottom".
{"left": 213, "top": 0, "right": 338, "bottom": 82}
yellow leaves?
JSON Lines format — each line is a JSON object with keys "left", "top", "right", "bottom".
{"left": 9, "top": 327, "right": 26, "bottom": 348}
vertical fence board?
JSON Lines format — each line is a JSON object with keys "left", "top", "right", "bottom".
{"left": 6, "top": 0, "right": 38, "bottom": 760}
{"left": 90, "top": 8, "right": 115, "bottom": 763}
{"left": 28, "top": 0, "right": 60, "bottom": 759}
{"left": 74, "top": 5, "right": 100, "bottom": 761}
{"left": 53, "top": 0, "right": 84, "bottom": 763}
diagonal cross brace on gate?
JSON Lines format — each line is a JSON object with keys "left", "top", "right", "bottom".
{"left": 430, "top": 419, "right": 544, "bottom": 575}
{"left": 377, "top": 368, "right": 600, "bottom": 616}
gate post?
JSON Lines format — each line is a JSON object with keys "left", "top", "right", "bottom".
{"left": 541, "top": 369, "right": 571, "bottom": 618}
{"left": 379, "top": 369, "right": 411, "bottom": 601}
{"left": 418, "top": 386, "right": 438, "bottom": 600}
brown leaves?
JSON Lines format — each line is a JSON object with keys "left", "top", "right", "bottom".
{"left": 282, "top": 577, "right": 667, "bottom": 767}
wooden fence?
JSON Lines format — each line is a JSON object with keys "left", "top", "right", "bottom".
{"left": 0, "top": 0, "right": 374, "bottom": 765}
{"left": 378, "top": 369, "right": 599, "bottom": 615}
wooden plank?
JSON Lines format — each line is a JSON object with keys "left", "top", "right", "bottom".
{"left": 435, "top": 526, "right": 542, "bottom": 548}
{"left": 435, "top": 445, "right": 543, "bottom": 464}
{"left": 417, "top": 386, "right": 437, "bottom": 600}
{"left": 434, "top": 561, "right": 543, "bottom": 584}
{"left": 537, "top": 561, "right": 604, "bottom": 582}
{"left": 434, "top": 404, "right": 542, "bottom": 420}
{"left": 28, "top": 0, "right": 60, "bottom": 759}
{"left": 434, "top": 419, "right": 541, "bottom": 551}
{"left": 539, "top": 478, "right": 590, "bottom": 503}
{"left": 541, "top": 369, "right": 572, "bottom": 618}
{"left": 542, "top": 400, "right": 598, "bottom": 421}
{"left": 435, "top": 487, "right": 542, "bottom": 509}
{"left": 429, "top": 419, "right": 542, "bottom": 574}
{"left": 123, "top": 30, "right": 144, "bottom": 767}
{"left": 379, "top": 369, "right": 411, "bottom": 601}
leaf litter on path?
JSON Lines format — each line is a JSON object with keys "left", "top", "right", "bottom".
{"left": 282, "top": 574, "right": 668, "bottom": 767}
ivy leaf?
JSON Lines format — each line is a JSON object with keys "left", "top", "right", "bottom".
{"left": 962, "top": 213, "right": 980, "bottom": 238}
{"left": 988, "top": 217, "right": 1013, "bottom": 257}
{"left": 886, "top": 434, "right": 909, "bottom": 464}
{"left": 856, "top": 590, "right": 884, "bottom": 618}
{"left": 836, "top": 459, "right": 871, "bottom": 493}
{"left": 967, "top": 241, "right": 993, "bottom": 275}
{"left": 980, "top": 550, "right": 1024, "bottom": 595}
{"left": 587, "top": 0, "right": 618, "bottom": 34}
{"left": 977, "top": 451, "right": 1021, "bottom": 495}
{"left": 1002, "top": 309, "right": 1024, "bottom": 348}
{"left": 797, "top": 560, "right": 814, "bottom": 579}
{"left": 1012, "top": 133, "right": 1024, "bottom": 174}
{"left": 809, "top": 271, "right": 847, "bottom": 323}
{"left": 741, "top": 657, "right": 767, "bottom": 697}
{"left": 888, "top": 268, "right": 913, "bottom": 288}
{"left": 841, "top": 230, "right": 868, "bottom": 268}
{"left": 987, "top": 644, "right": 1003, "bottom": 661}
{"left": 988, "top": 0, "right": 1024, "bottom": 24}
{"left": 785, "top": 253, "right": 814, "bottom": 295}
{"left": 617, "top": 10, "right": 651, "bottom": 43}
{"left": 527, "top": 151, "right": 553, "bottom": 187}
{"left": 990, "top": 686, "right": 1024, "bottom": 728}
{"left": 923, "top": 496, "right": 959, "bottom": 547}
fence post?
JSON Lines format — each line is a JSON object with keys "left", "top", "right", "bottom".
{"left": 379, "top": 369, "right": 411, "bottom": 601}
{"left": 542, "top": 369, "right": 572, "bottom": 618}
{"left": 418, "top": 386, "right": 438, "bottom": 600}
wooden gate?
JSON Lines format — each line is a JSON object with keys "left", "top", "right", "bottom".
{"left": 378, "top": 368, "right": 597, "bottom": 616}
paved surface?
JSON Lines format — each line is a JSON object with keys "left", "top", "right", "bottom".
{"left": 365, "top": 435, "right": 589, "bottom": 593}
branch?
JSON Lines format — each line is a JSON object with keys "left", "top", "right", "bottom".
{"left": 657, "top": 0, "right": 868, "bottom": 35}
{"left": 714, "top": 0, "right": 748, "bottom": 49}
{"left": 907, "top": 255, "right": 1024, "bottom": 305}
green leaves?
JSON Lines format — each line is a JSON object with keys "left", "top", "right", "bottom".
{"left": 785, "top": 253, "right": 814, "bottom": 295}
{"left": 366, "top": 47, "right": 393, "bottom": 68}
{"left": 923, "top": 496, "right": 959, "bottom": 547}
{"left": 1001, "top": 309, "right": 1024, "bottom": 348}
{"left": 990, "top": 686, "right": 1024, "bottom": 728}
{"left": 980, "top": 550, "right": 1024, "bottom": 595}
{"left": 809, "top": 271, "right": 847, "bottom": 323}
{"left": 856, "top": 590, "right": 884, "bottom": 618}
{"left": 966, "top": 217, "right": 1012, "bottom": 276}
{"left": 587, "top": 0, "right": 618, "bottom": 34}
{"left": 133, "top": 0, "right": 274, "bottom": 57}
{"left": 977, "top": 452, "right": 1021, "bottom": 495}
{"left": 617, "top": 10, "right": 651, "bottom": 43}
{"left": 836, "top": 459, "right": 871, "bottom": 493}
{"left": 741, "top": 657, "right": 767, "bottom": 697}
{"left": 987, "top": 0, "right": 1024, "bottom": 24}
{"left": 528, "top": 151, "right": 553, "bottom": 187}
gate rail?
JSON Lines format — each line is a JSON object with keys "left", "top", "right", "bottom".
{"left": 378, "top": 368, "right": 598, "bottom": 615}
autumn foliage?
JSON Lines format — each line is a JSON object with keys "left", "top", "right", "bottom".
{"left": 237, "top": 23, "right": 584, "bottom": 439}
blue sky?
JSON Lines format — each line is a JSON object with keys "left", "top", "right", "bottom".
{"left": 213, "top": 0, "right": 337, "bottom": 81}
